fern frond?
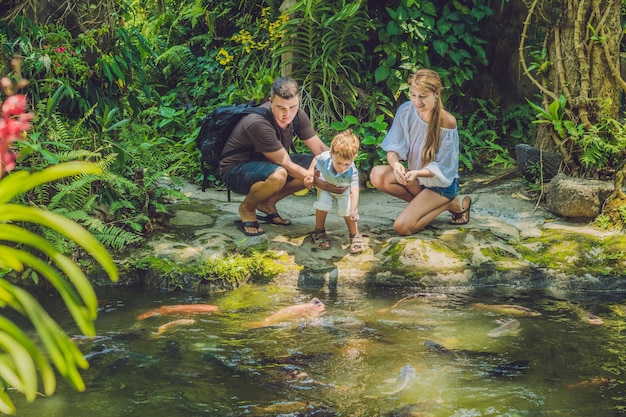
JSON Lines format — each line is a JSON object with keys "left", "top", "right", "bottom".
{"left": 55, "top": 150, "right": 102, "bottom": 163}
{"left": 49, "top": 177, "right": 96, "bottom": 211}
{"left": 48, "top": 115, "right": 72, "bottom": 143}
{"left": 60, "top": 209, "right": 97, "bottom": 225}
{"left": 98, "top": 171, "right": 138, "bottom": 196}
{"left": 109, "top": 199, "right": 135, "bottom": 216}
{"left": 155, "top": 45, "right": 197, "bottom": 82}
{"left": 89, "top": 224, "right": 142, "bottom": 252}
{"left": 94, "top": 153, "right": 118, "bottom": 173}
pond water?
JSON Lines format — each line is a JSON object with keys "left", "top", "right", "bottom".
{"left": 11, "top": 283, "right": 626, "bottom": 417}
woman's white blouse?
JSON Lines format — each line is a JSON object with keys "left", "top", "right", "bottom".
{"left": 381, "top": 101, "right": 459, "bottom": 188}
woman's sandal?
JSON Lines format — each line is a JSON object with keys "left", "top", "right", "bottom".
{"left": 349, "top": 233, "right": 364, "bottom": 254}
{"left": 311, "top": 229, "right": 330, "bottom": 250}
{"left": 450, "top": 196, "right": 471, "bottom": 225}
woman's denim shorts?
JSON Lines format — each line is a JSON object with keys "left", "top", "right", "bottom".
{"left": 423, "top": 177, "right": 459, "bottom": 200}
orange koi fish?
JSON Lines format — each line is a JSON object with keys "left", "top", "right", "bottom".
{"left": 136, "top": 304, "right": 219, "bottom": 320}
{"left": 157, "top": 319, "right": 196, "bottom": 335}
{"left": 249, "top": 298, "right": 325, "bottom": 328}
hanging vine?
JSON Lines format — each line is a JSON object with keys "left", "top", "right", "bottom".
{"left": 520, "top": 0, "right": 626, "bottom": 230}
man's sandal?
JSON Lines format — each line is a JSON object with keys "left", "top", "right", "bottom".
{"left": 234, "top": 220, "right": 265, "bottom": 236}
{"left": 349, "top": 233, "right": 364, "bottom": 254}
{"left": 311, "top": 229, "right": 330, "bottom": 250}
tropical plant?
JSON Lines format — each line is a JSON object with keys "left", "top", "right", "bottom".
{"left": 457, "top": 98, "right": 529, "bottom": 172}
{"left": 519, "top": 0, "right": 624, "bottom": 183}
{"left": 0, "top": 162, "right": 119, "bottom": 414}
{"left": 0, "top": 70, "right": 118, "bottom": 414}
{"left": 526, "top": 94, "right": 578, "bottom": 171}
{"left": 330, "top": 114, "right": 388, "bottom": 175}
{"left": 373, "top": 0, "right": 493, "bottom": 103}
{"left": 276, "top": 0, "right": 375, "bottom": 126}
{"left": 3, "top": 16, "right": 154, "bottom": 119}
{"left": 222, "top": 6, "right": 287, "bottom": 102}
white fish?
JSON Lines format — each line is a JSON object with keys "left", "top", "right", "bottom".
{"left": 487, "top": 318, "right": 520, "bottom": 337}
{"left": 472, "top": 303, "right": 541, "bottom": 316}
{"left": 382, "top": 365, "right": 417, "bottom": 396}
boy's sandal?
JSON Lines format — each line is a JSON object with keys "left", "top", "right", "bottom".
{"left": 349, "top": 233, "right": 364, "bottom": 254}
{"left": 311, "top": 230, "right": 330, "bottom": 250}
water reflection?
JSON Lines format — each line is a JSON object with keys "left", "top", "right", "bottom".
{"left": 11, "top": 284, "right": 626, "bottom": 416}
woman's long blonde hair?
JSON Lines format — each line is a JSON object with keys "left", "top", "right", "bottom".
{"left": 408, "top": 69, "right": 444, "bottom": 166}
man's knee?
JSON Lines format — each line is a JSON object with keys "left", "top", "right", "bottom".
{"left": 266, "top": 167, "right": 289, "bottom": 187}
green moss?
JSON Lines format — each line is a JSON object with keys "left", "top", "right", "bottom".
{"left": 382, "top": 240, "right": 407, "bottom": 269}
{"left": 197, "top": 250, "right": 286, "bottom": 286}
{"left": 126, "top": 249, "right": 288, "bottom": 291}
{"left": 439, "top": 231, "right": 483, "bottom": 261}
{"left": 515, "top": 228, "right": 626, "bottom": 275}
{"left": 126, "top": 256, "right": 190, "bottom": 290}
{"left": 480, "top": 245, "right": 519, "bottom": 261}
{"left": 404, "top": 269, "right": 425, "bottom": 279}
{"left": 429, "top": 239, "right": 459, "bottom": 258}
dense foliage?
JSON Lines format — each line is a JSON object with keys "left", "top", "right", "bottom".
{"left": 1, "top": 1, "right": 530, "bottom": 237}
{"left": 0, "top": 68, "right": 118, "bottom": 414}
{"left": 0, "top": 0, "right": 624, "bottom": 411}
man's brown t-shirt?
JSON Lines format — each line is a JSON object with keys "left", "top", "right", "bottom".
{"left": 218, "top": 102, "right": 316, "bottom": 175}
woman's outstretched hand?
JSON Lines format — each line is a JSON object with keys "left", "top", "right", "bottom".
{"left": 393, "top": 163, "right": 407, "bottom": 185}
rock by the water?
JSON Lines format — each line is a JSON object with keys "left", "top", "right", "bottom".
{"left": 545, "top": 174, "right": 613, "bottom": 218}
{"left": 515, "top": 144, "right": 562, "bottom": 182}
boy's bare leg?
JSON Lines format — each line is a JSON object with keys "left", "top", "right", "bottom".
{"left": 344, "top": 216, "right": 358, "bottom": 236}
{"left": 315, "top": 209, "right": 328, "bottom": 232}
{"left": 312, "top": 209, "right": 330, "bottom": 249}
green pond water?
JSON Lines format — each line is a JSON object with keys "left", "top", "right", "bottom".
{"left": 10, "top": 283, "right": 626, "bottom": 416}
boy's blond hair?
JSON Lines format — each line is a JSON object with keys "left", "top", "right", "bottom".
{"left": 330, "top": 130, "right": 360, "bottom": 160}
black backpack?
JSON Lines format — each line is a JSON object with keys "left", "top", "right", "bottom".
{"left": 195, "top": 102, "right": 299, "bottom": 193}
{"left": 196, "top": 102, "right": 274, "bottom": 192}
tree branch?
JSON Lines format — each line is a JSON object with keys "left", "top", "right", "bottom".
{"left": 594, "top": 0, "right": 626, "bottom": 93}
{"left": 518, "top": 0, "right": 558, "bottom": 101}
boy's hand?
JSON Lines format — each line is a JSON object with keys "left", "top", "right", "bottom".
{"left": 304, "top": 174, "right": 315, "bottom": 189}
{"left": 350, "top": 210, "right": 359, "bottom": 222}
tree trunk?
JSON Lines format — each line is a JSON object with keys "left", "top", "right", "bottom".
{"left": 279, "top": 0, "right": 297, "bottom": 77}
{"left": 521, "top": 0, "right": 623, "bottom": 175}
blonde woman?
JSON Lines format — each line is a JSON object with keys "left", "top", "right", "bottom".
{"left": 369, "top": 69, "right": 471, "bottom": 235}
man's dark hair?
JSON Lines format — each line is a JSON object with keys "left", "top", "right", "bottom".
{"left": 270, "top": 77, "right": 299, "bottom": 99}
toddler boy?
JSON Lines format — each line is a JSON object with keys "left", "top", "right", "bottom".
{"left": 306, "top": 130, "right": 363, "bottom": 254}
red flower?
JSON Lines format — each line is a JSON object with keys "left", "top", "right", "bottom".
{"left": 2, "top": 95, "right": 27, "bottom": 116}
{"left": 0, "top": 93, "right": 33, "bottom": 176}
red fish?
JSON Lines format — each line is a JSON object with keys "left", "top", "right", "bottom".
{"left": 136, "top": 304, "right": 219, "bottom": 320}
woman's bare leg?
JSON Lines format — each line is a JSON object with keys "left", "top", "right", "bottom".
{"left": 369, "top": 165, "right": 417, "bottom": 202}
{"left": 393, "top": 189, "right": 455, "bottom": 235}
